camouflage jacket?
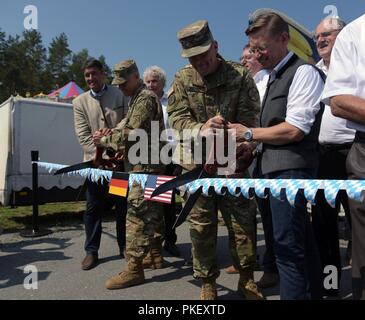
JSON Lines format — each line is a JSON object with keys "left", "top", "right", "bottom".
{"left": 100, "top": 81, "right": 165, "bottom": 173}
{"left": 167, "top": 56, "right": 260, "bottom": 170}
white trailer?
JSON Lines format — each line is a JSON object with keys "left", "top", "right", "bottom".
{"left": 0, "top": 96, "right": 85, "bottom": 206}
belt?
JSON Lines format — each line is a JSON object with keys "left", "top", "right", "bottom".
{"left": 320, "top": 142, "right": 353, "bottom": 152}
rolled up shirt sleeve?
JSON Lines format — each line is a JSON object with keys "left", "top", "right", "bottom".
{"left": 321, "top": 30, "right": 357, "bottom": 105}
{"left": 285, "top": 65, "right": 324, "bottom": 135}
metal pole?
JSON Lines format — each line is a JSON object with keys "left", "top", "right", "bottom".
{"left": 20, "top": 151, "right": 52, "bottom": 238}
{"left": 31, "top": 150, "right": 39, "bottom": 233}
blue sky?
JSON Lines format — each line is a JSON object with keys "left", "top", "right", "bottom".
{"left": 1, "top": 0, "right": 364, "bottom": 88}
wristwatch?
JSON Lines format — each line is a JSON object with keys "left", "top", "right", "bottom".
{"left": 243, "top": 128, "right": 253, "bottom": 142}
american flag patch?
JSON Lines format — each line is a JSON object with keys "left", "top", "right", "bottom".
{"left": 144, "top": 175, "right": 175, "bottom": 204}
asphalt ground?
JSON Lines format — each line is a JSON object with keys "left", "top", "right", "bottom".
{"left": 0, "top": 214, "right": 352, "bottom": 301}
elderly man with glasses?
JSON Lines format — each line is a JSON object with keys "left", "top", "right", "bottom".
{"left": 311, "top": 17, "right": 354, "bottom": 298}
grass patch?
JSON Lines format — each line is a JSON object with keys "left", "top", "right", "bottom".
{"left": 0, "top": 202, "right": 86, "bottom": 233}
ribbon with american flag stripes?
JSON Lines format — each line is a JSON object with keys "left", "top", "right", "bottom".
{"left": 34, "top": 162, "right": 365, "bottom": 207}
{"left": 144, "top": 175, "right": 175, "bottom": 204}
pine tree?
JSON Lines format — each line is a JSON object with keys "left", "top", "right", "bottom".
{"left": 67, "top": 49, "right": 90, "bottom": 90}
{"left": 47, "top": 33, "right": 72, "bottom": 90}
{"left": 0, "top": 29, "right": 7, "bottom": 102}
{"left": 21, "top": 30, "right": 47, "bottom": 96}
{"left": 1, "top": 34, "right": 26, "bottom": 99}
{"left": 98, "top": 55, "right": 112, "bottom": 84}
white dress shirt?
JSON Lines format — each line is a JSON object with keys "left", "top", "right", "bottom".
{"left": 268, "top": 51, "right": 324, "bottom": 135}
{"left": 321, "top": 14, "right": 365, "bottom": 133}
{"left": 160, "top": 92, "right": 176, "bottom": 145}
{"left": 317, "top": 59, "right": 355, "bottom": 144}
{"left": 253, "top": 69, "right": 270, "bottom": 105}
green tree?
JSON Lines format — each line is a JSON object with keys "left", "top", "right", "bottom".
{"left": 67, "top": 49, "right": 89, "bottom": 90}
{"left": 47, "top": 33, "right": 72, "bottom": 90}
{"left": 0, "top": 27, "right": 113, "bottom": 102}
{"left": 20, "top": 30, "right": 47, "bottom": 96}
{"left": 1, "top": 34, "right": 26, "bottom": 100}
{"left": 0, "top": 30, "right": 47, "bottom": 99}
{"left": 0, "top": 29, "right": 8, "bottom": 102}
{"left": 98, "top": 55, "right": 112, "bottom": 84}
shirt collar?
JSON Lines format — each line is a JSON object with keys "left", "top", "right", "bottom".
{"left": 316, "top": 59, "right": 328, "bottom": 75}
{"left": 253, "top": 69, "right": 270, "bottom": 83}
{"left": 90, "top": 84, "right": 107, "bottom": 99}
{"left": 161, "top": 91, "right": 167, "bottom": 100}
{"left": 269, "top": 51, "right": 294, "bottom": 83}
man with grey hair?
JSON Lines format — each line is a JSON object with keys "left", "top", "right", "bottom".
{"left": 311, "top": 17, "right": 354, "bottom": 297}
{"left": 143, "top": 66, "right": 182, "bottom": 258}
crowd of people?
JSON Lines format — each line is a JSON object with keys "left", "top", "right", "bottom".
{"left": 72, "top": 12, "right": 365, "bottom": 300}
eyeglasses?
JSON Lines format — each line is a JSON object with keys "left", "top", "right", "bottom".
{"left": 314, "top": 29, "right": 341, "bottom": 42}
{"left": 249, "top": 45, "right": 269, "bottom": 54}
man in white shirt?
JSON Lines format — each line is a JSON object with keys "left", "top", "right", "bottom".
{"left": 240, "top": 44, "right": 270, "bottom": 103}
{"left": 311, "top": 17, "right": 354, "bottom": 297}
{"left": 229, "top": 12, "right": 324, "bottom": 299}
{"left": 144, "top": 66, "right": 181, "bottom": 258}
{"left": 321, "top": 13, "right": 365, "bottom": 300}
{"left": 226, "top": 44, "right": 279, "bottom": 289}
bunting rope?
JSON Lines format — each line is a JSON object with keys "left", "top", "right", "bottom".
{"left": 35, "top": 161, "right": 365, "bottom": 207}
{"left": 34, "top": 161, "right": 112, "bottom": 183}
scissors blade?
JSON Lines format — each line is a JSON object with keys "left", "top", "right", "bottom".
{"left": 54, "top": 160, "right": 94, "bottom": 175}
{"left": 151, "top": 166, "right": 206, "bottom": 197}
{"left": 173, "top": 187, "right": 203, "bottom": 229}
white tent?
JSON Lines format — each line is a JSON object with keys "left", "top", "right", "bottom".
{"left": 0, "top": 96, "right": 84, "bottom": 205}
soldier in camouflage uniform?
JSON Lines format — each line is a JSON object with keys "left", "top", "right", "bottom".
{"left": 167, "top": 20, "right": 264, "bottom": 300}
{"left": 93, "top": 60, "right": 166, "bottom": 290}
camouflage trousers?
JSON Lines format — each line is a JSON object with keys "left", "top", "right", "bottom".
{"left": 125, "top": 183, "right": 164, "bottom": 260}
{"left": 187, "top": 192, "right": 256, "bottom": 279}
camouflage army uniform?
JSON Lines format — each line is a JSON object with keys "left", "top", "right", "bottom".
{"left": 167, "top": 57, "right": 260, "bottom": 280}
{"left": 100, "top": 80, "right": 165, "bottom": 261}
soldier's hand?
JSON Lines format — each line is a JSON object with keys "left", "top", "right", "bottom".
{"left": 200, "top": 115, "right": 227, "bottom": 137}
{"left": 92, "top": 128, "right": 113, "bottom": 147}
{"left": 99, "top": 128, "right": 113, "bottom": 136}
{"left": 227, "top": 123, "right": 249, "bottom": 143}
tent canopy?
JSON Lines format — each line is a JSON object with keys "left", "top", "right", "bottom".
{"left": 48, "top": 81, "right": 84, "bottom": 99}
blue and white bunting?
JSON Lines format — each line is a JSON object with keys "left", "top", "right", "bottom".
{"left": 34, "top": 161, "right": 112, "bottom": 183}
{"left": 34, "top": 162, "right": 365, "bottom": 207}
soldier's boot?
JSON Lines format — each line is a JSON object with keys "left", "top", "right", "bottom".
{"left": 105, "top": 259, "right": 145, "bottom": 290}
{"left": 142, "top": 240, "right": 165, "bottom": 269}
{"left": 123, "top": 247, "right": 130, "bottom": 262}
{"left": 237, "top": 270, "right": 265, "bottom": 300}
{"left": 142, "top": 251, "right": 153, "bottom": 268}
{"left": 200, "top": 278, "right": 217, "bottom": 300}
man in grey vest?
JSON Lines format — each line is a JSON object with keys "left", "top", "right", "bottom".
{"left": 225, "top": 45, "right": 279, "bottom": 290}
{"left": 228, "top": 13, "right": 324, "bottom": 299}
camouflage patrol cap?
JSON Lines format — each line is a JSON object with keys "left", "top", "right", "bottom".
{"left": 112, "top": 59, "right": 139, "bottom": 85}
{"left": 177, "top": 20, "right": 214, "bottom": 58}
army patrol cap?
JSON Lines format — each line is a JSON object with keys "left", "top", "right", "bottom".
{"left": 177, "top": 20, "right": 214, "bottom": 58}
{"left": 112, "top": 59, "right": 139, "bottom": 85}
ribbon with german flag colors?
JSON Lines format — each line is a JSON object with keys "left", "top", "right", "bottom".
{"left": 35, "top": 162, "right": 365, "bottom": 208}
{"left": 109, "top": 172, "right": 129, "bottom": 197}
